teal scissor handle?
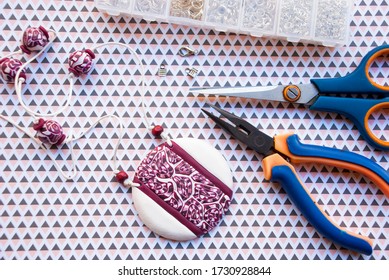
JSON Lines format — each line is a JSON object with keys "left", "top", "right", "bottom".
{"left": 310, "top": 96, "right": 389, "bottom": 150}
{"left": 310, "top": 44, "right": 389, "bottom": 96}
{"left": 309, "top": 45, "right": 389, "bottom": 150}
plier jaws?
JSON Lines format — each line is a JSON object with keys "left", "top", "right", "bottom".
{"left": 202, "top": 104, "right": 274, "bottom": 156}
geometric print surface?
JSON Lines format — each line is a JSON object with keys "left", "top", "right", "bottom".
{"left": 0, "top": 0, "right": 388, "bottom": 260}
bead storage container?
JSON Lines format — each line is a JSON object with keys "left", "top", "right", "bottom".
{"left": 95, "top": 0, "right": 353, "bottom": 46}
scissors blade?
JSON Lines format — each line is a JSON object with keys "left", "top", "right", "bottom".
{"left": 190, "top": 83, "right": 320, "bottom": 105}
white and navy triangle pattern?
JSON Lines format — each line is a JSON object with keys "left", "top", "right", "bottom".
{"left": 0, "top": 0, "right": 388, "bottom": 260}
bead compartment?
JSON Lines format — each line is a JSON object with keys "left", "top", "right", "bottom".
{"left": 95, "top": 0, "right": 353, "bottom": 46}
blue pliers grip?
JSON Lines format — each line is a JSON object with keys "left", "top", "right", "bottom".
{"left": 266, "top": 161, "right": 373, "bottom": 255}
{"left": 264, "top": 134, "right": 389, "bottom": 255}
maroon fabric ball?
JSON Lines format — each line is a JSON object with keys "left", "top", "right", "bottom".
{"left": 33, "top": 119, "right": 66, "bottom": 145}
{"left": 68, "top": 49, "right": 95, "bottom": 77}
{"left": 20, "top": 26, "right": 50, "bottom": 54}
{"left": 0, "top": 57, "right": 26, "bottom": 82}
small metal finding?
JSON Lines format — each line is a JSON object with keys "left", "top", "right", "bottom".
{"left": 185, "top": 67, "right": 199, "bottom": 78}
{"left": 178, "top": 46, "right": 198, "bottom": 57}
{"left": 157, "top": 64, "right": 167, "bottom": 77}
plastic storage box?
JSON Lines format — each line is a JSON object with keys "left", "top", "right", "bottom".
{"left": 95, "top": 0, "right": 353, "bottom": 46}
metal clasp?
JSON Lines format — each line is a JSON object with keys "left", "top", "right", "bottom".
{"left": 185, "top": 67, "right": 199, "bottom": 78}
{"left": 157, "top": 63, "right": 167, "bottom": 77}
{"left": 178, "top": 46, "right": 198, "bottom": 57}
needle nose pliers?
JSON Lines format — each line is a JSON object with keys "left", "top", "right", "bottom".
{"left": 202, "top": 103, "right": 389, "bottom": 255}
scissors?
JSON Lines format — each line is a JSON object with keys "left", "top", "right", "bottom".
{"left": 202, "top": 104, "right": 389, "bottom": 255}
{"left": 191, "top": 45, "right": 389, "bottom": 150}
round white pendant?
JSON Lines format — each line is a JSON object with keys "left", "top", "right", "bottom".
{"left": 133, "top": 138, "right": 233, "bottom": 241}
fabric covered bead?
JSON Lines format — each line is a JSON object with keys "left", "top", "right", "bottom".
{"left": 0, "top": 57, "right": 26, "bottom": 82}
{"left": 68, "top": 49, "right": 95, "bottom": 77}
{"left": 33, "top": 118, "right": 66, "bottom": 145}
{"left": 20, "top": 26, "right": 50, "bottom": 54}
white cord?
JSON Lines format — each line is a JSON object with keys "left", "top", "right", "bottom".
{"left": 2, "top": 40, "right": 171, "bottom": 183}
{"left": 13, "top": 29, "right": 75, "bottom": 118}
{"left": 64, "top": 114, "right": 124, "bottom": 172}
{"left": 15, "top": 73, "right": 74, "bottom": 119}
{"left": 91, "top": 42, "right": 153, "bottom": 129}
{"left": 0, "top": 49, "right": 23, "bottom": 59}
{"left": 0, "top": 114, "right": 124, "bottom": 180}
{"left": 0, "top": 114, "right": 77, "bottom": 180}
{"left": 91, "top": 42, "right": 169, "bottom": 187}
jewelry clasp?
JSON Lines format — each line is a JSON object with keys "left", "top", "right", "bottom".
{"left": 178, "top": 46, "right": 198, "bottom": 57}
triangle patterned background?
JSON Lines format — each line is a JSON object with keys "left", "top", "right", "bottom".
{"left": 0, "top": 0, "right": 388, "bottom": 260}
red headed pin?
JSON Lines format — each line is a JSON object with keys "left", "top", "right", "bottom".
{"left": 151, "top": 125, "right": 164, "bottom": 137}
